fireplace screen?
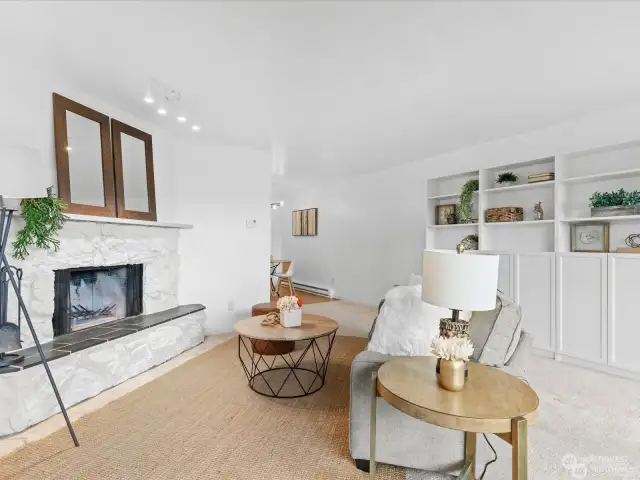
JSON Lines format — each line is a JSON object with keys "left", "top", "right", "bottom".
{"left": 53, "top": 264, "right": 143, "bottom": 335}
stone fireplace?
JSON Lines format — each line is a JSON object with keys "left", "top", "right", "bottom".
{"left": 52, "top": 264, "right": 143, "bottom": 335}
{"left": 0, "top": 215, "right": 205, "bottom": 436}
{"left": 6, "top": 218, "right": 183, "bottom": 347}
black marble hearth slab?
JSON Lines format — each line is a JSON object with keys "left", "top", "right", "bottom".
{"left": 93, "top": 328, "right": 139, "bottom": 341}
{"left": 0, "top": 304, "right": 205, "bottom": 374}
{"left": 0, "top": 366, "right": 20, "bottom": 373}
{"left": 19, "top": 349, "right": 71, "bottom": 369}
{"left": 10, "top": 343, "right": 72, "bottom": 359}
{"left": 53, "top": 327, "right": 116, "bottom": 345}
{"left": 65, "top": 338, "right": 108, "bottom": 353}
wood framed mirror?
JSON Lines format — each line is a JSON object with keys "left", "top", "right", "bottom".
{"left": 111, "top": 119, "right": 157, "bottom": 221}
{"left": 53, "top": 93, "right": 117, "bottom": 216}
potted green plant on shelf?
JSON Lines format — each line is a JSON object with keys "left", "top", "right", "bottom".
{"left": 12, "top": 187, "right": 67, "bottom": 260}
{"left": 496, "top": 171, "right": 518, "bottom": 187}
{"left": 589, "top": 188, "right": 640, "bottom": 218}
{"left": 458, "top": 179, "right": 479, "bottom": 224}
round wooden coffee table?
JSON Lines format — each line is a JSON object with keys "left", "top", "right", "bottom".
{"left": 234, "top": 314, "right": 338, "bottom": 398}
{"left": 370, "top": 357, "right": 539, "bottom": 479}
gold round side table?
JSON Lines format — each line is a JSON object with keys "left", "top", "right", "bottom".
{"left": 371, "top": 356, "right": 539, "bottom": 479}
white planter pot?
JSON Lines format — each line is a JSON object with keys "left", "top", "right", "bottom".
{"left": 280, "top": 308, "right": 302, "bottom": 328}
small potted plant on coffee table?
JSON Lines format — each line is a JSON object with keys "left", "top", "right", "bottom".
{"left": 277, "top": 295, "right": 303, "bottom": 327}
{"left": 496, "top": 171, "right": 518, "bottom": 187}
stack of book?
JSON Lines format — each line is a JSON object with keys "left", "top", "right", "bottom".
{"left": 528, "top": 172, "right": 555, "bottom": 184}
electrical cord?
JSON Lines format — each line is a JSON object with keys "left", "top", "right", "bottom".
{"left": 478, "top": 433, "right": 498, "bottom": 479}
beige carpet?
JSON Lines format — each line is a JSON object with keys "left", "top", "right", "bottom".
{"left": 0, "top": 336, "right": 403, "bottom": 480}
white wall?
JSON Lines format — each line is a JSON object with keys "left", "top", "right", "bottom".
{"left": 0, "top": 59, "right": 271, "bottom": 332}
{"left": 279, "top": 101, "right": 640, "bottom": 306}
{"left": 175, "top": 139, "right": 271, "bottom": 334}
{"left": 0, "top": 60, "right": 178, "bottom": 221}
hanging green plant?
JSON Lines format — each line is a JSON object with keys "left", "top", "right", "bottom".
{"left": 12, "top": 189, "right": 67, "bottom": 260}
{"left": 458, "top": 179, "right": 479, "bottom": 223}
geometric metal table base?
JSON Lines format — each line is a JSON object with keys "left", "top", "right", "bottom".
{"left": 238, "top": 331, "right": 336, "bottom": 399}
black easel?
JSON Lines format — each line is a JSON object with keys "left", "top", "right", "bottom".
{"left": 0, "top": 208, "right": 79, "bottom": 447}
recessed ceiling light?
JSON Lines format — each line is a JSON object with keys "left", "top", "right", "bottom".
{"left": 143, "top": 95, "right": 154, "bottom": 104}
{"left": 157, "top": 108, "right": 167, "bottom": 116}
{"left": 191, "top": 125, "right": 201, "bottom": 132}
{"left": 177, "top": 116, "right": 187, "bottom": 123}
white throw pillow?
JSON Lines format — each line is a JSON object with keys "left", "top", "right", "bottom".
{"left": 367, "top": 285, "right": 451, "bottom": 356}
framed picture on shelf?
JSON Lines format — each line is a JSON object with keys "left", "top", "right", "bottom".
{"left": 436, "top": 204, "right": 457, "bottom": 225}
{"left": 570, "top": 222, "right": 609, "bottom": 252}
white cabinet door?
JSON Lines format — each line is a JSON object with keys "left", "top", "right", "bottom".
{"left": 608, "top": 254, "right": 640, "bottom": 372}
{"left": 470, "top": 250, "right": 512, "bottom": 296}
{"left": 515, "top": 253, "right": 555, "bottom": 352}
{"left": 496, "top": 252, "right": 512, "bottom": 298}
{"left": 557, "top": 253, "right": 607, "bottom": 364}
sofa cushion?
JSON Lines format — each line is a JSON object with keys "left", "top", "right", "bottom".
{"left": 468, "top": 295, "right": 502, "bottom": 361}
{"left": 367, "top": 285, "right": 447, "bottom": 356}
{"left": 470, "top": 290, "right": 523, "bottom": 367}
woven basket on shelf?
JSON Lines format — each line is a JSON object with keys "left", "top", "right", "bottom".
{"left": 486, "top": 207, "right": 523, "bottom": 222}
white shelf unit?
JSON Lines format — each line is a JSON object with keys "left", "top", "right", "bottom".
{"left": 426, "top": 170, "right": 480, "bottom": 250}
{"left": 427, "top": 223, "right": 479, "bottom": 229}
{"left": 484, "top": 180, "right": 555, "bottom": 193}
{"left": 425, "top": 142, "right": 640, "bottom": 378}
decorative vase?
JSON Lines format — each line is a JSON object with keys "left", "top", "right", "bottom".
{"left": 460, "top": 234, "right": 478, "bottom": 251}
{"left": 497, "top": 180, "right": 517, "bottom": 187}
{"left": 437, "top": 359, "right": 466, "bottom": 392}
{"left": 280, "top": 308, "right": 302, "bottom": 328}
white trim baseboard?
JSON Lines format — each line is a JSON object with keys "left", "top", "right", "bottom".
{"left": 554, "top": 353, "right": 640, "bottom": 381}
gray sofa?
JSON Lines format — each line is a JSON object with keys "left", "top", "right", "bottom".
{"left": 349, "top": 291, "right": 533, "bottom": 474}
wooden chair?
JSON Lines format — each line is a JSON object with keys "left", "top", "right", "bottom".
{"left": 275, "top": 260, "right": 296, "bottom": 297}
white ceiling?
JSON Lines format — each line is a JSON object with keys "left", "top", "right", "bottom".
{"left": 2, "top": 1, "right": 640, "bottom": 182}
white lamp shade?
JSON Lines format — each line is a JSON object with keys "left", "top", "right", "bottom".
{"left": 422, "top": 249, "right": 499, "bottom": 311}
{"left": 0, "top": 145, "right": 48, "bottom": 199}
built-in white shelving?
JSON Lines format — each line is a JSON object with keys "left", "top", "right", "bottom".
{"left": 427, "top": 193, "right": 460, "bottom": 200}
{"left": 484, "top": 180, "right": 554, "bottom": 193}
{"left": 427, "top": 191, "right": 478, "bottom": 200}
{"left": 484, "top": 219, "right": 554, "bottom": 226}
{"left": 424, "top": 140, "right": 640, "bottom": 379}
{"left": 561, "top": 214, "right": 640, "bottom": 223}
{"left": 427, "top": 223, "right": 479, "bottom": 229}
{"left": 426, "top": 146, "right": 640, "bottom": 252}
{"left": 562, "top": 168, "right": 640, "bottom": 184}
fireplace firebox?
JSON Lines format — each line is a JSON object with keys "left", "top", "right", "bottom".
{"left": 52, "top": 264, "right": 143, "bottom": 336}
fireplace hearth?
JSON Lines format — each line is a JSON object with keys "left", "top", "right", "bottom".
{"left": 53, "top": 264, "right": 143, "bottom": 336}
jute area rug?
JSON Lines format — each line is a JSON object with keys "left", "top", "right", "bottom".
{"left": 0, "top": 336, "right": 403, "bottom": 480}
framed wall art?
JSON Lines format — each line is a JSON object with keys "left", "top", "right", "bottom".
{"left": 436, "top": 204, "right": 457, "bottom": 225}
{"left": 292, "top": 208, "right": 318, "bottom": 236}
{"left": 570, "top": 222, "right": 609, "bottom": 252}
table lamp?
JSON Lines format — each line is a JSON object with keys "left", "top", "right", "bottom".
{"left": 422, "top": 245, "right": 499, "bottom": 339}
{"left": 0, "top": 144, "right": 79, "bottom": 446}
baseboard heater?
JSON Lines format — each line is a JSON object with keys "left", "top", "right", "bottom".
{"left": 292, "top": 282, "right": 332, "bottom": 298}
